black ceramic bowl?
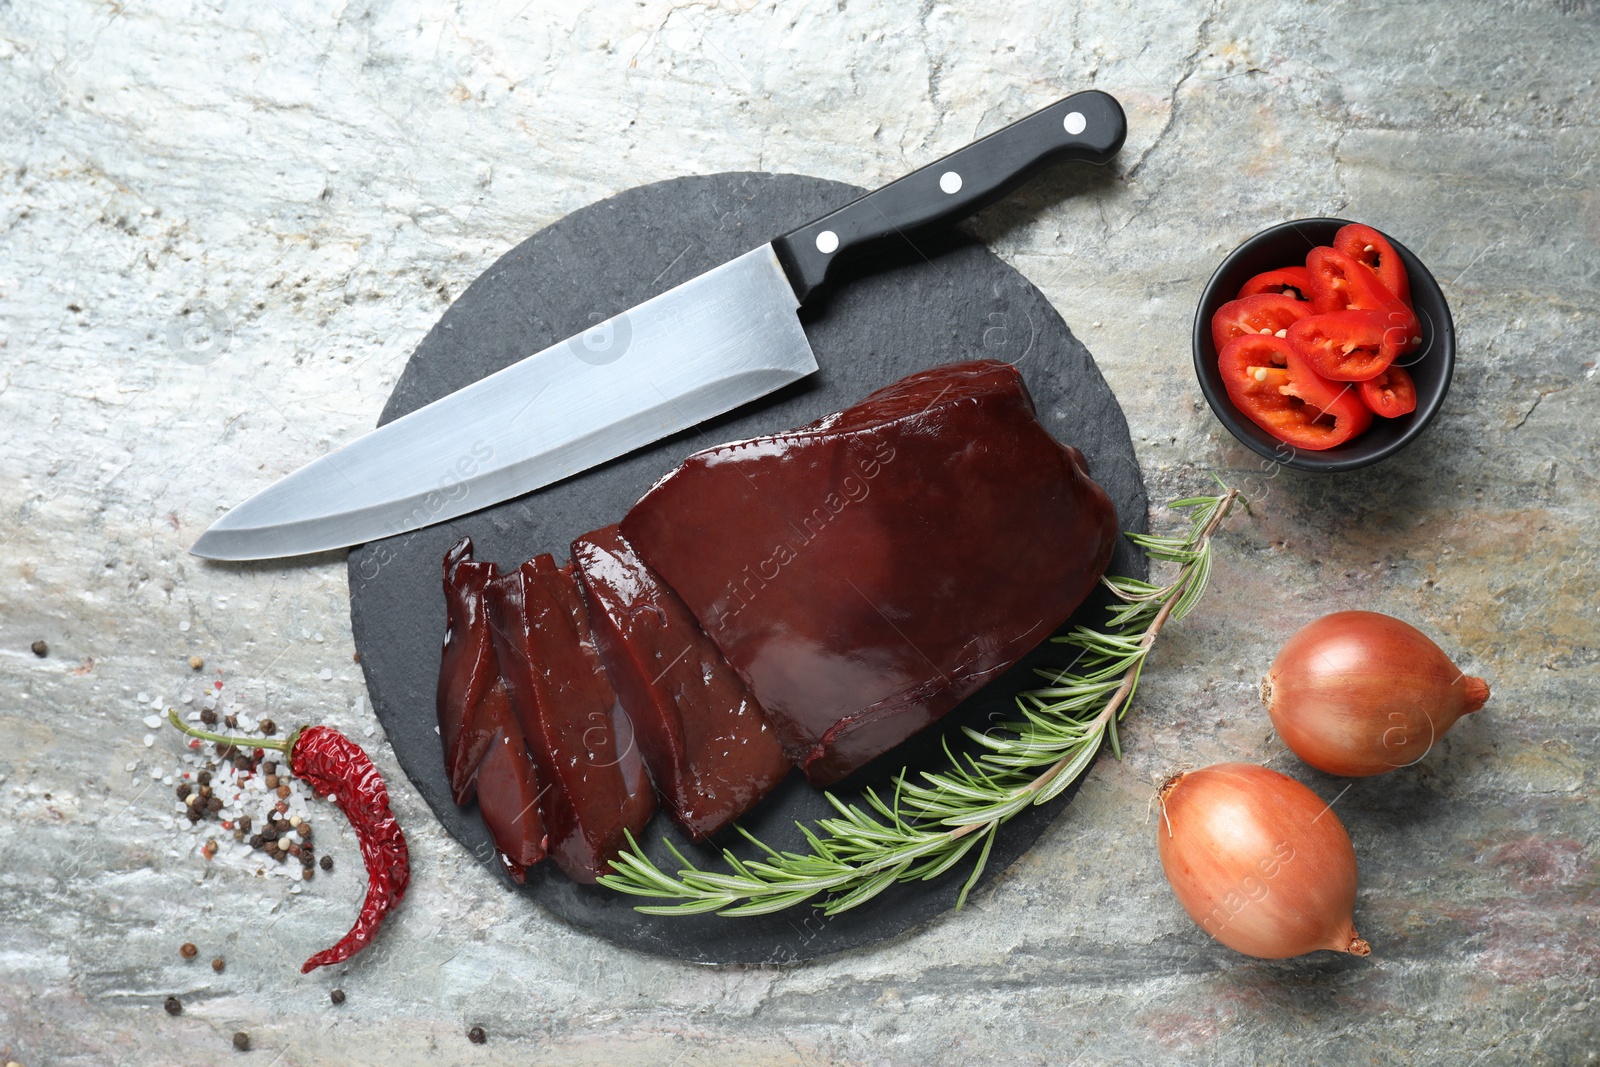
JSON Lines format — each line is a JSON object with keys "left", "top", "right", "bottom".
{"left": 1193, "top": 217, "right": 1454, "bottom": 472}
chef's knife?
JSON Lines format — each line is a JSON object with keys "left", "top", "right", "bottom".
{"left": 191, "top": 90, "right": 1126, "bottom": 561}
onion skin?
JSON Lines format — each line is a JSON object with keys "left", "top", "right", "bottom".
{"left": 1263, "top": 611, "right": 1490, "bottom": 777}
{"left": 1158, "top": 763, "right": 1370, "bottom": 959}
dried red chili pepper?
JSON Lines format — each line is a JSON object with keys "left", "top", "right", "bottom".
{"left": 167, "top": 710, "right": 410, "bottom": 973}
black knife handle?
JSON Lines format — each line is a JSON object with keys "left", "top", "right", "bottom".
{"left": 772, "top": 90, "right": 1126, "bottom": 305}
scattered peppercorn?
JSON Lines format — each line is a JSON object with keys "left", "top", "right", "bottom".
{"left": 320, "top": 855, "right": 333, "bottom": 871}
{"left": 264, "top": 774, "right": 279, "bottom": 790}
{"left": 200, "top": 708, "right": 218, "bottom": 725}
{"left": 224, "top": 714, "right": 238, "bottom": 728}
{"left": 301, "top": 868, "right": 313, "bottom": 881}
{"left": 330, "top": 988, "right": 346, "bottom": 1005}
{"left": 189, "top": 655, "right": 204, "bottom": 670}
{"left": 164, "top": 995, "right": 183, "bottom": 1016}
{"left": 276, "top": 784, "right": 291, "bottom": 799}
{"left": 198, "top": 770, "right": 212, "bottom": 786}
{"left": 259, "top": 719, "right": 276, "bottom": 736}
{"left": 232, "top": 1031, "right": 250, "bottom": 1051}
{"left": 212, "top": 957, "right": 225, "bottom": 973}
{"left": 202, "top": 839, "right": 219, "bottom": 860}
{"left": 180, "top": 942, "right": 198, "bottom": 960}
{"left": 238, "top": 815, "right": 252, "bottom": 832}
{"left": 207, "top": 797, "right": 223, "bottom": 814}
{"left": 176, "top": 783, "right": 193, "bottom": 800}
{"left": 262, "top": 761, "right": 277, "bottom": 775}
{"left": 467, "top": 1026, "right": 486, "bottom": 1045}
{"left": 32, "top": 639, "right": 48, "bottom": 657}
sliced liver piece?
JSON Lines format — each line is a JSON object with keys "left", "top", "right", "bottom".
{"left": 437, "top": 538, "right": 547, "bottom": 881}
{"left": 620, "top": 360, "right": 1119, "bottom": 786}
{"left": 488, "top": 554, "right": 655, "bottom": 883}
{"left": 572, "top": 524, "right": 791, "bottom": 839}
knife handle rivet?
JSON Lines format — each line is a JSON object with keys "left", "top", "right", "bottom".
{"left": 815, "top": 230, "right": 840, "bottom": 254}
{"left": 938, "top": 171, "right": 963, "bottom": 195}
{"left": 1063, "top": 111, "right": 1087, "bottom": 136}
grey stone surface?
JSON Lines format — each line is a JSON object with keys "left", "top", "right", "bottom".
{"left": 1, "top": 1, "right": 1596, "bottom": 1064}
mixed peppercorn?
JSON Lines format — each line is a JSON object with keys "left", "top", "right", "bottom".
{"left": 172, "top": 706, "right": 331, "bottom": 882}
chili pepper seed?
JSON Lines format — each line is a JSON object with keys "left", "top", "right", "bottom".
{"left": 179, "top": 942, "right": 198, "bottom": 960}
{"left": 467, "top": 1026, "right": 486, "bottom": 1045}
{"left": 164, "top": 995, "right": 183, "bottom": 1016}
{"left": 212, "top": 957, "right": 225, "bottom": 973}
{"left": 189, "top": 655, "right": 204, "bottom": 670}
{"left": 233, "top": 1031, "right": 251, "bottom": 1051}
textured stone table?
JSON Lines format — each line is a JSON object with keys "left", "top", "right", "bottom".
{"left": 2, "top": 2, "right": 1596, "bottom": 1064}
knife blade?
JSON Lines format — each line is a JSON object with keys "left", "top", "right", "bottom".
{"left": 191, "top": 90, "right": 1126, "bottom": 561}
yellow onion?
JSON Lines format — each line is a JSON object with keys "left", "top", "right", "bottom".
{"left": 1157, "top": 762, "right": 1369, "bottom": 959}
{"left": 1263, "top": 611, "right": 1490, "bottom": 777}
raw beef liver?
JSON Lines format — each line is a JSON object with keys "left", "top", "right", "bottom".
{"left": 620, "top": 360, "right": 1118, "bottom": 786}
{"left": 488, "top": 554, "right": 656, "bottom": 882}
{"left": 572, "top": 524, "right": 791, "bottom": 839}
{"left": 437, "top": 538, "right": 547, "bottom": 880}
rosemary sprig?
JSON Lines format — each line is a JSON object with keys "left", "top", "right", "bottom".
{"left": 597, "top": 483, "right": 1240, "bottom": 917}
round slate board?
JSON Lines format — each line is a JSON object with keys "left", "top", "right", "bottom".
{"left": 348, "top": 172, "right": 1148, "bottom": 965}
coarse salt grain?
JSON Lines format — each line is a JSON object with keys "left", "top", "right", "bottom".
{"left": 179, "top": 620, "right": 191, "bottom": 632}
{"left": 137, "top": 692, "right": 150, "bottom": 703}
{"left": 125, "top": 760, "right": 139, "bottom": 772}
{"left": 143, "top": 734, "right": 156, "bottom": 747}
{"left": 143, "top": 714, "right": 163, "bottom": 729}
{"left": 319, "top": 669, "right": 334, "bottom": 681}
{"left": 149, "top": 768, "right": 163, "bottom": 780}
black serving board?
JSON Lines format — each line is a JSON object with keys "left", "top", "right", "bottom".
{"left": 348, "top": 172, "right": 1147, "bottom": 964}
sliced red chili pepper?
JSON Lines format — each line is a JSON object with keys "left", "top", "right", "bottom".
{"left": 1237, "top": 266, "right": 1314, "bottom": 301}
{"left": 1305, "top": 247, "right": 1420, "bottom": 359}
{"left": 1358, "top": 364, "right": 1418, "bottom": 417}
{"left": 1333, "top": 223, "right": 1411, "bottom": 308}
{"left": 1287, "top": 310, "right": 1404, "bottom": 382}
{"left": 1210, "top": 293, "right": 1312, "bottom": 355}
{"left": 1218, "top": 333, "right": 1372, "bottom": 450}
